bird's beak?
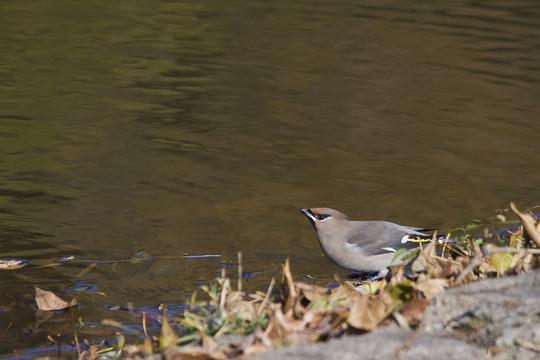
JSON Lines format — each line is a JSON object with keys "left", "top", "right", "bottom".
{"left": 300, "top": 208, "right": 313, "bottom": 217}
{"left": 300, "top": 208, "right": 318, "bottom": 228}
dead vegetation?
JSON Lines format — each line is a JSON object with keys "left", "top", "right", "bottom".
{"left": 32, "top": 203, "right": 540, "bottom": 359}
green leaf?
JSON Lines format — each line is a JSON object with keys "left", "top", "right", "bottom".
{"left": 386, "top": 282, "right": 413, "bottom": 303}
{"left": 392, "top": 248, "right": 408, "bottom": 262}
{"left": 463, "top": 220, "right": 484, "bottom": 231}
{"left": 473, "top": 238, "right": 484, "bottom": 246}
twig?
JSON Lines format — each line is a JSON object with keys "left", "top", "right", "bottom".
{"left": 143, "top": 311, "right": 148, "bottom": 337}
{"left": 74, "top": 331, "right": 80, "bottom": 357}
{"left": 483, "top": 245, "right": 540, "bottom": 255}
{"left": 283, "top": 258, "right": 297, "bottom": 314}
{"left": 454, "top": 242, "right": 540, "bottom": 284}
{"left": 455, "top": 254, "right": 483, "bottom": 284}
{"left": 445, "top": 243, "right": 469, "bottom": 258}
{"left": 284, "top": 258, "right": 296, "bottom": 298}
{"left": 515, "top": 337, "right": 540, "bottom": 352}
{"left": 257, "top": 277, "right": 275, "bottom": 316}
{"left": 184, "top": 254, "right": 222, "bottom": 259}
{"left": 238, "top": 251, "right": 243, "bottom": 293}
{"left": 441, "top": 233, "right": 451, "bottom": 258}
{"left": 75, "top": 263, "right": 96, "bottom": 279}
{"left": 393, "top": 311, "right": 411, "bottom": 331}
{"left": 219, "top": 278, "right": 230, "bottom": 315}
{"left": 219, "top": 267, "right": 228, "bottom": 314}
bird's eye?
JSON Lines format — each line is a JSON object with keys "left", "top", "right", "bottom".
{"left": 315, "top": 214, "right": 330, "bottom": 220}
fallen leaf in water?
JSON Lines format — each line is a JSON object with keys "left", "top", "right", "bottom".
{"left": 0, "top": 259, "right": 26, "bottom": 270}
{"left": 35, "top": 286, "right": 76, "bottom": 311}
{"left": 159, "top": 306, "right": 178, "bottom": 353}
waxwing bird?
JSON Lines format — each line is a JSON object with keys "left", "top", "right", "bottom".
{"left": 300, "top": 207, "right": 437, "bottom": 275}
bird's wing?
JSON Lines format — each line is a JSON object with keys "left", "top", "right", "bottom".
{"left": 346, "top": 221, "right": 429, "bottom": 256}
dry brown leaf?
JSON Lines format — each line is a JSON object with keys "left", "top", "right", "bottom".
{"left": 378, "top": 288, "right": 395, "bottom": 308}
{"left": 283, "top": 258, "right": 297, "bottom": 315}
{"left": 438, "top": 259, "right": 464, "bottom": 279}
{"left": 295, "top": 282, "right": 327, "bottom": 303}
{"left": 255, "top": 327, "right": 273, "bottom": 348}
{"left": 178, "top": 346, "right": 226, "bottom": 360}
{"left": 201, "top": 334, "right": 221, "bottom": 353}
{"left": 270, "top": 305, "right": 318, "bottom": 344}
{"left": 292, "top": 302, "right": 306, "bottom": 319}
{"left": 401, "top": 298, "right": 430, "bottom": 326}
{"left": 242, "top": 343, "right": 271, "bottom": 358}
{"left": 159, "top": 306, "right": 177, "bottom": 353}
{"left": 511, "top": 202, "right": 540, "bottom": 247}
{"left": 413, "top": 279, "right": 448, "bottom": 301}
{"left": 282, "top": 328, "right": 318, "bottom": 344}
{"left": 455, "top": 253, "right": 483, "bottom": 284}
{"left": 348, "top": 279, "right": 385, "bottom": 295}
{"left": 35, "top": 286, "right": 73, "bottom": 311}
{"left": 303, "top": 311, "right": 324, "bottom": 329}
{"left": 327, "top": 304, "right": 350, "bottom": 329}
{"left": 515, "top": 252, "right": 538, "bottom": 273}
{"left": 78, "top": 344, "right": 99, "bottom": 360}
{"left": 234, "top": 332, "right": 256, "bottom": 353}
{"left": 177, "top": 333, "right": 226, "bottom": 360}
{"left": 226, "top": 299, "right": 256, "bottom": 322}
{"left": 411, "top": 241, "right": 442, "bottom": 274}
{"left": 307, "top": 312, "right": 333, "bottom": 333}
{"left": 167, "top": 354, "right": 184, "bottom": 360}
{"left": 345, "top": 294, "right": 390, "bottom": 330}
{"left": 388, "top": 264, "right": 406, "bottom": 284}
{"left": 273, "top": 305, "right": 307, "bottom": 332}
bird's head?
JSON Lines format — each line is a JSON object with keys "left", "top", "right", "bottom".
{"left": 300, "top": 208, "right": 349, "bottom": 234}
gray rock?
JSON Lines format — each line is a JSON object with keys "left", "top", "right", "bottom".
{"left": 421, "top": 270, "right": 540, "bottom": 359}
{"left": 251, "top": 270, "right": 540, "bottom": 359}
{"left": 251, "top": 328, "right": 487, "bottom": 360}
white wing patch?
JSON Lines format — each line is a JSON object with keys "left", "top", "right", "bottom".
{"left": 381, "top": 247, "right": 396, "bottom": 253}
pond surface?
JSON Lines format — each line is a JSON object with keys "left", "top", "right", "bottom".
{"left": 1, "top": 0, "right": 540, "bottom": 356}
